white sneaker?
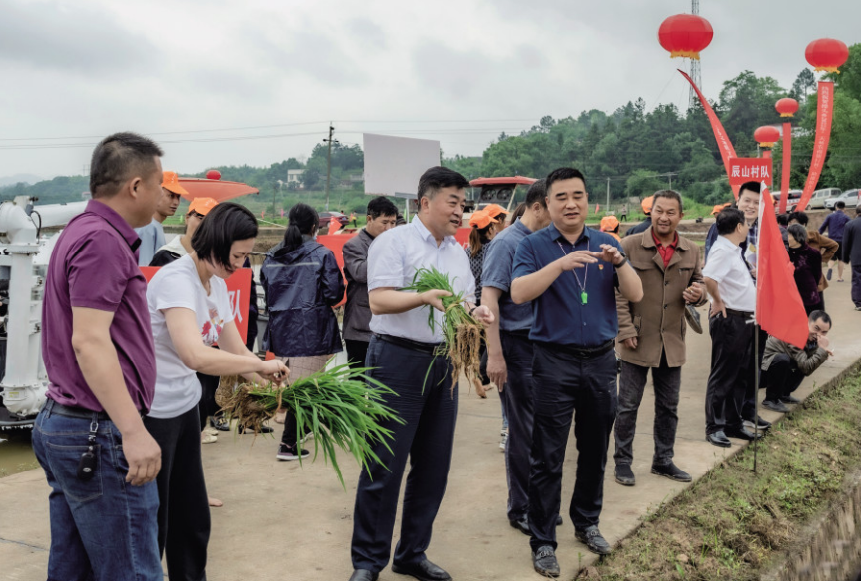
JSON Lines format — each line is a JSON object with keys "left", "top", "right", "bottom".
{"left": 203, "top": 425, "right": 219, "bottom": 436}
{"left": 201, "top": 432, "right": 218, "bottom": 444}
{"left": 499, "top": 431, "right": 508, "bottom": 452}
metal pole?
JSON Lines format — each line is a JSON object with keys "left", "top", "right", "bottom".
{"left": 324, "top": 123, "right": 334, "bottom": 212}
{"left": 606, "top": 177, "right": 610, "bottom": 210}
{"left": 754, "top": 323, "right": 760, "bottom": 472}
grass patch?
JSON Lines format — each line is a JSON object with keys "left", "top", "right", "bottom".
{"left": 583, "top": 368, "right": 861, "bottom": 581}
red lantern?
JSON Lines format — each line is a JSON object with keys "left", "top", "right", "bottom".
{"left": 754, "top": 126, "right": 781, "bottom": 148}
{"left": 775, "top": 98, "right": 799, "bottom": 118}
{"left": 805, "top": 38, "right": 849, "bottom": 73}
{"left": 658, "top": 14, "right": 714, "bottom": 60}
{"left": 206, "top": 169, "right": 222, "bottom": 180}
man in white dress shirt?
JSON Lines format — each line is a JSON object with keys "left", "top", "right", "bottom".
{"left": 348, "top": 167, "right": 494, "bottom": 581}
{"left": 702, "top": 207, "right": 764, "bottom": 448}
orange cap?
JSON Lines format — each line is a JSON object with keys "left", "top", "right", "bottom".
{"left": 711, "top": 202, "right": 731, "bottom": 216}
{"left": 600, "top": 215, "right": 620, "bottom": 232}
{"left": 162, "top": 171, "right": 190, "bottom": 196}
{"left": 641, "top": 196, "right": 654, "bottom": 214}
{"left": 188, "top": 197, "right": 218, "bottom": 217}
{"left": 483, "top": 203, "right": 509, "bottom": 219}
{"left": 468, "top": 209, "right": 498, "bottom": 229}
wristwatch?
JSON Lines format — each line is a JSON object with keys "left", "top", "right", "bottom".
{"left": 614, "top": 250, "right": 628, "bottom": 268}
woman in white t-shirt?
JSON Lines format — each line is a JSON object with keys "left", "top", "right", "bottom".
{"left": 144, "top": 203, "right": 288, "bottom": 581}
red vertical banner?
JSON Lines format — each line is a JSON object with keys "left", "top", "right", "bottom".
{"left": 678, "top": 69, "right": 741, "bottom": 198}
{"left": 779, "top": 122, "right": 792, "bottom": 214}
{"left": 797, "top": 81, "right": 834, "bottom": 212}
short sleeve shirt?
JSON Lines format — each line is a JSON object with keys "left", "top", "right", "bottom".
{"left": 42, "top": 200, "right": 156, "bottom": 412}
{"left": 147, "top": 254, "right": 234, "bottom": 419}
{"left": 512, "top": 224, "right": 622, "bottom": 347}
{"left": 702, "top": 235, "right": 756, "bottom": 312}
{"left": 481, "top": 218, "right": 535, "bottom": 332}
{"left": 368, "top": 217, "right": 475, "bottom": 343}
{"left": 135, "top": 218, "right": 165, "bottom": 267}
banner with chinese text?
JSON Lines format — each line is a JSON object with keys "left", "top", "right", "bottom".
{"left": 797, "top": 81, "right": 834, "bottom": 212}
{"left": 728, "top": 157, "right": 773, "bottom": 187}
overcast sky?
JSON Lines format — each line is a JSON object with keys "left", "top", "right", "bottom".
{"left": 1, "top": 0, "right": 858, "bottom": 180}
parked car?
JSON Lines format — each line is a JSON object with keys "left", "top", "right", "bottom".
{"left": 773, "top": 189, "right": 803, "bottom": 211}
{"left": 824, "top": 189, "right": 860, "bottom": 210}
{"left": 809, "top": 187, "right": 842, "bottom": 209}
{"left": 318, "top": 211, "right": 349, "bottom": 229}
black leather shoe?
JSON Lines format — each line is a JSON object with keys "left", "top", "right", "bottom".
{"left": 651, "top": 462, "right": 692, "bottom": 482}
{"left": 779, "top": 395, "right": 801, "bottom": 404}
{"left": 531, "top": 545, "right": 560, "bottom": 578}
{"left": 556, "top": 514, "right": 563, "bottom": 526}
{"left": 509, "top": 515, "right": 530, "bottom": 536}
{"left": 614, "top": 464, "right": 636, "bottom": 486}
{"left": 725, "top": 426, "right": 764, "bottom": 441}
{"left": 348, "top": 570, "right": 379, "bottom": 581}
{"left": 762, "top": 399, "right": 790, "bottom": 413}
{"left": 575, "top": 525, "right": 612, "bottom": 555}
{"left": 706, "top": 431, "right": 731, "bottom": 448}
{"left": 392, "top": 559, "right": 451, "bottom": 581}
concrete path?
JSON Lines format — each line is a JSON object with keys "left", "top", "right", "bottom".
{"left": 2, "top": 290, "right": 859, "bottom": 581}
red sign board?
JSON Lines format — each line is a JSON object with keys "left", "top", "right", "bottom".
{"left": 140, "top": 266, "right": 252, "bottom": 343}
{"left": 728, "top": 157, "right": 773, "bottom": 187}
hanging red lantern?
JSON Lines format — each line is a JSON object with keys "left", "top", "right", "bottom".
{"left": 206, "top": 169, "right": 222, "bottom": 180}
{"left": 754, "top": 126, "right": 781, "bottom": 148}
{"left": 805, "top": 38, "right": 849, "bottom": 73}
{"left": 775, "top": 98, "right": 799, "bottom": 118}
{"left": 658, "top": 14, "right": 714, "bottom": 60}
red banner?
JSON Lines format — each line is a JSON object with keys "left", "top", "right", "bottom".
{"left": 756, "top": 188, "right": 809, "bottom": 348}
{"left": 728, "top": 157, "right": 773, "bottom": 187}
{"left": 678, "top": 69, "right": 740, "bottom": 198}
{"left": 140, "top": 266, "right": 252, "bottom": 342}
{"left": 797, "top": 81, "right": 834, "bottom": 212}
{"left": 779, "top": 122, "right": 792, "bottom": 214}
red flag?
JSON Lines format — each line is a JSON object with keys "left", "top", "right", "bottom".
{"left": 327, "top": 217, "right": 342, "bottom": 235}
{"left": 756, "top": 186, "right": 809, "bottom": 348}
{"left": 679, "top": 69, "right": 741, "bottom": 198}
{"left": 797, "top": 81, "right": 834, "bottom": 212}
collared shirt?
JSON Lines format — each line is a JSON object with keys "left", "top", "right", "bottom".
{"left": 481, "top": 217, "right": 535, "bottom": 332}
{"left": 651, "top": 230, "right": 678, "bottom": 268}
{"left": 42, "top": 200, "right": 157, "bottom": 412}
{"left": 135, "top": 218, "right": 165, "bottom": 266}
{"left": 705, "top": 219, "right": 758, "bottom": 271}
{"left": 819, "top": 211, "right": 850, "bottom": 242}
{"left": 512, "top": 224, "right": 622, "bottom": 347}
{"left": 702, "top": 235, "right": 756, "bottom": 313}
{"left": 368, "top": 216, "right": 475, "bottom": 343}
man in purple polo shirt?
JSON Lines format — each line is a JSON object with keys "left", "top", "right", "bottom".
{"left": 32, "top": 132, "right": 166, "bottom": 581}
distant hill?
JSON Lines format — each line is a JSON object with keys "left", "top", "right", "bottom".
{"left": 0, "top": 173, "right": 43, "bottom": 187}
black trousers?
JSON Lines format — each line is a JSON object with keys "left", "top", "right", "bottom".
{"left": 705, "top": 312, "right": 754, "bottom": 435}
{"left": 527, "top": 344, "right": 617, "bottom": 550}
{"left": 500, "top": 331, "right": 535, "bottom": 521}
{"left": 197, "top": 372, "right": 220, "bottom": 431}
{"left": 345, "top": 339, "right": 370, "bottom": 370}
{"left": 614, "top": 351, "right": 682, "bottom": 468}
{"left": 852, "top": 264, "right": 861, "bottom": 307}
{"left": 351, "top": 337, "right": 457, "bottom": 572}
{"left": 763, "top": 354, "right": 805, "bottom": 402}
{"left": 144, "top": 406, "right": 210, "bottom": 581}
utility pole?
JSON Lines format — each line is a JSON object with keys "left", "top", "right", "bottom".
{"left": 689, "top": 0, "right": 702, "bottom": 110}
{"left": 323, "top": 123, "right": 339, "bottom": 212}
{"left": 606, "top": 177, "right": 611, "bottom": 210}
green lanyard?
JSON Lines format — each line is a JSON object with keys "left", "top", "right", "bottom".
{"left": 556, "top": 240, "right": 589, "bottom": 305}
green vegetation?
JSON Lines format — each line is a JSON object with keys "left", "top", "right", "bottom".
{"left": 584, "top": 367, "right": 861, "bottom": 581}
{"left": 4, "top": 44, "right": 860, "bottom": 213}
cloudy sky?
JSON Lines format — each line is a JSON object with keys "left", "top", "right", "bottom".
{"left": 0, "top": 0, "right": 858, "bottom": 180}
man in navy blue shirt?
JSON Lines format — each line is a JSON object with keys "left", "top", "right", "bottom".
{"left": 511, "top": 168, "right": 643, "bottom": 575}
{"left": 481, "top": 180, "right": 552, "bottom": 536}
{"left": 820, "top": 201, "right": 851, "bottom": 282}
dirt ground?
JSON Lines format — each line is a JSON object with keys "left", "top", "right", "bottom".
{"left": 1, "top": 267, "right": 858, "bottom": 581}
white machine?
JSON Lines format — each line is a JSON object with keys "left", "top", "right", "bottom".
{"left": 0, "top": 196, "right": 86, "bottom": 428}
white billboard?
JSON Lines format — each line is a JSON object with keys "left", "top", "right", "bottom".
{"left": 363, "top": 133, "right": 441, "bottom": 199}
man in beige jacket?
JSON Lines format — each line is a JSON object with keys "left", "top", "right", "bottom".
{"left": 613, "top": 190, "right": 706, "bottom": 486}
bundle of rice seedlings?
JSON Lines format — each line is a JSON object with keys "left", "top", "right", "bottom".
{"left": 219, "top": 363, "right": 403, "bottom": 486}
{"left": 401, "top": 266, "right": 485, "bottom": 393}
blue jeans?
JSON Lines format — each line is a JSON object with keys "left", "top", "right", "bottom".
{"left": 32, "top": 405, "right": 162, "bottom": 581}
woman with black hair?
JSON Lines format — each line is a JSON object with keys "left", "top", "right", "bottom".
{"left": 261, "top": 203, "right": 345, "bottom": 461}
{"left": 787, "top": 223, "right": 824, "bottom": 314}
{"left": 145, "top": 202, "right": 289, "bottom": 581}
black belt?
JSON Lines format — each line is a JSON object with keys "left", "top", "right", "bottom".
{"left": 44, "top": 399, "right": 144, "bottom": 421}
{"left": 501, "top": 329, "right": 531, "bottom": 339}
{"left": 376, "top": 334, "right": 447, "bottom": 356}
{"left": 725, "top": 308, "right": 754, "bottom": 319}
{"left": 534, "top": 339, "right": 615, "bottom": 360}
